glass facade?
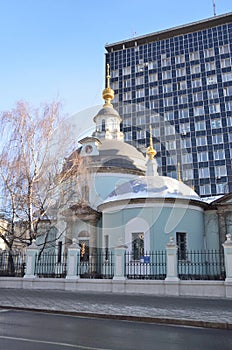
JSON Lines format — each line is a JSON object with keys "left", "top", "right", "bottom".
{"left": 105, "top": 13, "right": 232, "bottom": 197}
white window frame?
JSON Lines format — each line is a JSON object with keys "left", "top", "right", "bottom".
{"left": 205, "top": 61, "right": 216, "bottom": 71}
{"left": 208, "top": 89, "right": 219, "bottom": 99}
{"left": 196, "top": 136, "right": 207, "bottom": 146}
{"left": 199, "top": 184, "right": 211, "bottom": 196}
{"left": 194, "top": 106, "right": 204, "bottom": 116}
{"left": 214, "top": 149, "right": 225, "bottom": 160}
{"left": 191, "top": 64, "right": 201, "bottom": 74}
{"left": 212, "top": 134, "right": 223, "bottom": 144}
{"left": 209, "top": 104, "right": 220, "bottom": 114}
{"left": 197, "top": 152, "right": 208, "bottom": 162}
{"left": 179, "top": 108, "right": 189, "bottom": 119}
{"left": 192, "top": 78, "right": 202, "bottom": 88}
{"left": 199, "top": 167, "right": 210, "bottom": 178}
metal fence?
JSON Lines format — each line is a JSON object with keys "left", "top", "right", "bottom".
{"left": 125, "top": 251, "right": 167, "bottom": 280}
{"left": 35, "top": 252, "right": 67, "bottom": 278}
{"left": 178, "top": 249, "right": 225, "bottom": 280}
{"left": 78, "top": 251, "right": 114, "bottom": 279}
{"left": 0, "top": 250, "right": 26, "bottom": 277}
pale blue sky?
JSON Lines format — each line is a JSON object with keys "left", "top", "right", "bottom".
{"left": 0, "top": 0, "right": 231, "bottom": 116}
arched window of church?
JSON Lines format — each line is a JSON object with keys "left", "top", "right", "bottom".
{"left": 132, "top": 232, "right": 144, "bottom": 260}
{"left": 102, "top": 119, "right": 106, "bottom": 131}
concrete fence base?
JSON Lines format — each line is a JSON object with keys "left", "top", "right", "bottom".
{"left": 0, "top": 277, "right": 231, "bottom": 298}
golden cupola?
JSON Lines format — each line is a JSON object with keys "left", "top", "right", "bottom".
{"left": 146, "top": 125, "right": 158, "bottom": 176}
{"left": 146, "top": 125, "right": 157, "bottom": 160}
{"left": 92, "top": 64, "right": 124, "bottom": 141}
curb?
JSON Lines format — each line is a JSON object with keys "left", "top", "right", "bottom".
{"left": 1, "top": 305, "right": 231, "bottom": 330}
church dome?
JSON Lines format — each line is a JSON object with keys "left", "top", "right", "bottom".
{"left": 105, "top": 175, "right": 200, "bottom": 202}
{"left": 89, "top": 139, "right": 146, "bottom": 174}
{"left": 93, "top": 105, "right": 121, "bottom": 122}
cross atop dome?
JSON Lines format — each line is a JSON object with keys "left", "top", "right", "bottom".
{"left": 102, "top": 64, "right": 114, "bottom": 107}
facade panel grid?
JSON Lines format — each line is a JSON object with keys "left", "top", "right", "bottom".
{"left": 106, "top": 13, "right": 232, "bottom": 196}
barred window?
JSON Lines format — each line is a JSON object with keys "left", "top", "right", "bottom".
{"left": 132, "top": 233, "right": 144, "bottom": 260}
{"left": 104, "top": 235, "right": 109, "bottom": 261}
{"left": 176, "top": 232, "right": 187, "bottom": 260}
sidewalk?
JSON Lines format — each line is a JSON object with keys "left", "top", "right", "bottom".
{"left": 0, "top": 288, "right": 232, "bottom": 329}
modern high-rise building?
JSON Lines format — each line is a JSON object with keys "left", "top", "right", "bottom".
{"left": 105, "top": 12, "right": 232, "bottom": 197}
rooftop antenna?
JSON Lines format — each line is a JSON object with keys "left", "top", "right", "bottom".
{"left": 212, "top": 0, "right": 216, "bottom": 16}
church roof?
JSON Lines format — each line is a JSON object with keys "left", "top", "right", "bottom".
{"left": 93, "top": 105, "right": 121, "bottom": 122}
{"left": 89, "top": 138, "right": 146, "bottom": 173}
{"left": 105, "top": 176, "right": 200, "bottom": 203}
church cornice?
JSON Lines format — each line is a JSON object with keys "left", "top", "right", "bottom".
{"left": 69, "top": 202, "right": 101, "bottom": 222}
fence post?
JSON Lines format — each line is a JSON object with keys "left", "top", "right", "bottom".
{"left": 66, "top": 238, "right": 80, "bottom": 279}
{"left": 113, "top": 244, "right": 127, "bottom": 280}
{"left": 223, "top": 234, "right": 232, "bottom": 282}
{"left": 165, "top": 236, "right": 179, "bottom": 282}
{"left": 24, "top": 240, "right": 39, "bottom": 278}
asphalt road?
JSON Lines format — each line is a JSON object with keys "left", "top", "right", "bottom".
{"left": 0, "top": 310, "right": 232, "bottom": 350}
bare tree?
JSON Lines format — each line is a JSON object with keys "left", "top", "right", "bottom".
{"left": 0, "top": 100, "right": 82, "bottom": 254}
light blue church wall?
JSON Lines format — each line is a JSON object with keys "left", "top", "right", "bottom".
{"left": 226, "top": 212, "right": 232, "bottom": 236}
{"left": 90, "top": 173, "right": 137, "bottom": 208}
{"left": 204, "top": 210, "right": 220, "bottom": 250}
{"left": 101, "top": 201, "right": 205, "bottom": 251}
